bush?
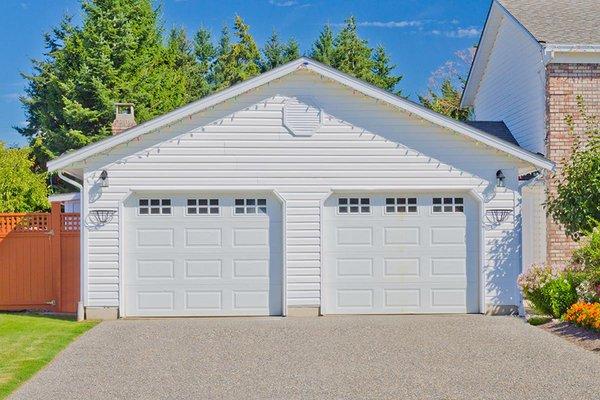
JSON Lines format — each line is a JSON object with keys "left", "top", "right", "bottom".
{"left": 541, "top": 277, "right": 578, "bottom": 318}
{"left": 517, "top": 265, "right": 582, "bottom": 318}
{"left": 572, "top": 224, "right": 600, "bottom": 270}
{"left": 564, "top": 302, "right": 600, "bottom": 331}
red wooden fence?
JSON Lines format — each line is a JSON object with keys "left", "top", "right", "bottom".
{"left": 0, "top": 203, "right": 80, "bottom": 313}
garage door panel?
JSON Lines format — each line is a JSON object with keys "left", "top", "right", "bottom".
{"left": 324, "top": 194, "right": 478, "bottom": 314}
{"left": 124, "top": 193, "right": 283, "bottom": 317}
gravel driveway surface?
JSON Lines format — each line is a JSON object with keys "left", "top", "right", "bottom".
{"left": 10, "top": 315, "right": 600, "bottom": 399}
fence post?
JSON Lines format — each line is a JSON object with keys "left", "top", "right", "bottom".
{"left": 50, "top": 202, "right": 62, "bottom": 312}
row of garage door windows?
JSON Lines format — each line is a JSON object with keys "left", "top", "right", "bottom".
{"left": 138, "top": 197, "right": 464, "bottom": 216}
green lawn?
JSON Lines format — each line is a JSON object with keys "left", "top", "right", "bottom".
{"left": 0, "top": 313, "right": 97, "bottom": 399}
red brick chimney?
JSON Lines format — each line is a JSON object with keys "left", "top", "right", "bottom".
{"left": 111, "top": 103, "right": 136, "bottom": 135}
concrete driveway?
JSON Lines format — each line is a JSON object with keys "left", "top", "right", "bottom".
{"left": 10, "top": 315, "right": 600, "bottom": 399}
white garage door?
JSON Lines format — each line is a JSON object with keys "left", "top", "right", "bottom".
{"left": 323, "top": 194, "right": 479, "bottom": 314}
{"left": 124, "top": 193, "right": 283, "bottom": 317}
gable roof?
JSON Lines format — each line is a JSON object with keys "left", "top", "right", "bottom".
{"left": 464, "top": 121, "right": 519, "bottom": 146}
{"left": 498, "top": 0, "right": 600, "bottom": 45}
{"left": 47, "top": 57, "right": 554, "bottom": 172}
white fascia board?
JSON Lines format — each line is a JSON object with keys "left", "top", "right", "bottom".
{"left": 48, "top": 57, "right": 554, "bottom": 173}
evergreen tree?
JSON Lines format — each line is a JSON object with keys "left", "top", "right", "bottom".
{"left": 332, "top": 16, "right": 373, "bottom": 81}
{"left": 165, "top": 27, "right": 203, "bottom": 102}
{"left": 211, "top": 26, "right": 232, "bottom": 89}
{"left": 419, "top": 79, "right": 471, "bottom": 121}
{"left": 311, "top": 24, "right": 335, "bottom": 65}
{"left": 370, "top": 45, "right": 402, "bottom": 94}
{"left": 284, "top": 38, "right": 300, "bottom": 62}
{"left": 193, "top": 27, "right": 216, "bottom": 97}
{"left": 262, "top": 30, "right": 285, "bottom": 71}
{"left": 19, "top": 0, "right": 192, "bottom": 166}
{"left": 214, "top": 16, "right": 261, "bottom": 90}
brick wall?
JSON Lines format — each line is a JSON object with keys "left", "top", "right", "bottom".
{"left": 545, "top": 63, "right": 600, "bottom": 264}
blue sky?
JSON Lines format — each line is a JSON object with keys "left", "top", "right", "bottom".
{"left": 0, "top": 0, "right": 490, "bottom": 146}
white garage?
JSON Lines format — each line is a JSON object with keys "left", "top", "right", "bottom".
{"left": 323, "top": 193, "right": 479, "bottom": 314}
{"left": 47, "top": 58, "right": 555, "bottom": 319}
{"left": 123, "top": 193, "right": 283, "bottom": 317}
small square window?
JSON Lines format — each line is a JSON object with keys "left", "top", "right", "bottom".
{"left": 432, "top": 197, "right": 464, "bottom": 213}
{"left": 187, "top": 198, "right": 220, "bottom": 216}
{"left": 139, "top": 198, "right": 172, "bottom": 215}
{"left": 234, "top": 199, "right": 267, "bottom": 215}
{"left": 385, "top": 197, "right": 417, "bottom": 214}
{"left": 338, "top": 197, "right": 370, "bottom": 214}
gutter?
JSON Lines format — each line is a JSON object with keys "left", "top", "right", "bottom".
{"left": 58, "top": 171, "right": 85, "bottom": 322}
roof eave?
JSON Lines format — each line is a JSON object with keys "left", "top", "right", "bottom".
{"left": 48, "top": 57, "right": 555, "bottom": 173}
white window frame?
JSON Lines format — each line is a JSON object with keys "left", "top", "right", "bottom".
{"left": 384, "top": 197, "right": 418, "bottom": 215}
{"left": 138, "top": 198, "right": 172, "bottom": 216}
{"left": 234, "top": 198, "right": 268, "bottom": 215}
{"left": 186, "top": 198, "right": 220, "bottom": 216}
{"left": 337, "top": 197, "right": 371, "bottom": 215}
{"left": 432, "top": 197, "right": 464, "bottom": 213}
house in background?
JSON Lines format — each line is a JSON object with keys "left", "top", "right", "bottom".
{"left": 461, "top": 0, "right": 600, "bottom": 266}
{"left": 48, "top": 58, "right": 552, "bottom": 319}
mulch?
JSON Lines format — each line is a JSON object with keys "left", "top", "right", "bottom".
{"left": 539, "top": 320, "right": 600, "bottom": 353}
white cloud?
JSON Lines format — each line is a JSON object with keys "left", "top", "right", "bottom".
{"left": 356, "top": 20, "right": 423, "bottom": 28}
{"left": 269, "top": 0, "right": 298, "bottom": 6}
{"left": 445, "top": 27, "right": 481, "bottom": 38}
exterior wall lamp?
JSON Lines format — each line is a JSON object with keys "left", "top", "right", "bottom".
{"left": 99, "top": 170, "right": 109, "bottom": 188}
{"left": 496, "top": 169, "right": 505, "bottom": 188}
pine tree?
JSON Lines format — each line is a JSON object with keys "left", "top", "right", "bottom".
{"left": 211, "top": 26, "right": 232, "bottom": 89}
{"left": 19, "top": 0, "right": 192, "bottom": 166}
{"left": 284, "top": 38, "right": 300, "bottom": 62}
{"left": 369, "top": 45, "right": 402, "bottom": 94}
{"left": 165, "top": 27, "right": 202, "bottom": 102}
{"left": 332, "top": 16, "right": 373, "bottom": 81}
{"left": 214, "top": 16, "right": 261, "bottom": 90}
{"left": 311, "top": 24, "right": 334, "bottom": 65}
{"left": 193, "top": 27, "right": 216, "bottom": 97}
{"left": 419, "top": 79, "right": 471, "bottom": 121}
{"left": 262, "top": 30, "right": 285, "bottom": 71}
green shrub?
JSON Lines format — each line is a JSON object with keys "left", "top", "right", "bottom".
{"left": 518, "top": 266, "right": 583, "bottom": 318}
{"left": 572, "top": 224, "right": 600, "bottom": 270}
{"left": 541, "top": 277, "right": 579, "bottom": 318}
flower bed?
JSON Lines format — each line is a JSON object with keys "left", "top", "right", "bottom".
{"left": 564, "top": 302, "right": 600, "bottom": 331}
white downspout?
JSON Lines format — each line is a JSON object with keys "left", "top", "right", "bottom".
{"left": 58, "top": 171, "right": 85, "bottom": 322}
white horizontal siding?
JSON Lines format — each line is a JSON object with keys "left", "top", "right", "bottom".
{"left": 83, "top": 69, "right": 527, "bottom": 311}
{"left": 472, "top": 15, "right": 546, "bottom": 154}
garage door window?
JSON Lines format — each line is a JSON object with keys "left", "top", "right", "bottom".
{"left": 433, "top": 197, "right": 464, "bottom": 213}
{"left": 139, "top": 199, "right": 171, "bottom": 215}
{"left": 338, "top": 198, "right": 370, "bottom": 214}
{"left": 187, "top": 199, "right": 219, "bottom": 215}
{"left": 385, "top": 197, "right": 417, "bottom": 214}
{"left": 235, "top": 198, "right": 267, "bottom": 215}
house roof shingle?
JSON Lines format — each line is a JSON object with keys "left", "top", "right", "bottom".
{"left": 464, "top": 121, "right": 519, "bottom": 146}
{"left": 497, "top": 0, "right": 600, "bottom": 45}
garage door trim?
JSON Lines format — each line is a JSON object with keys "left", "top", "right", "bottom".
{"left": 319, "top": 187, "right": 484, "bottom": 315}
{"left": 117, "top": 188, "right": 287, "bottom": 317}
